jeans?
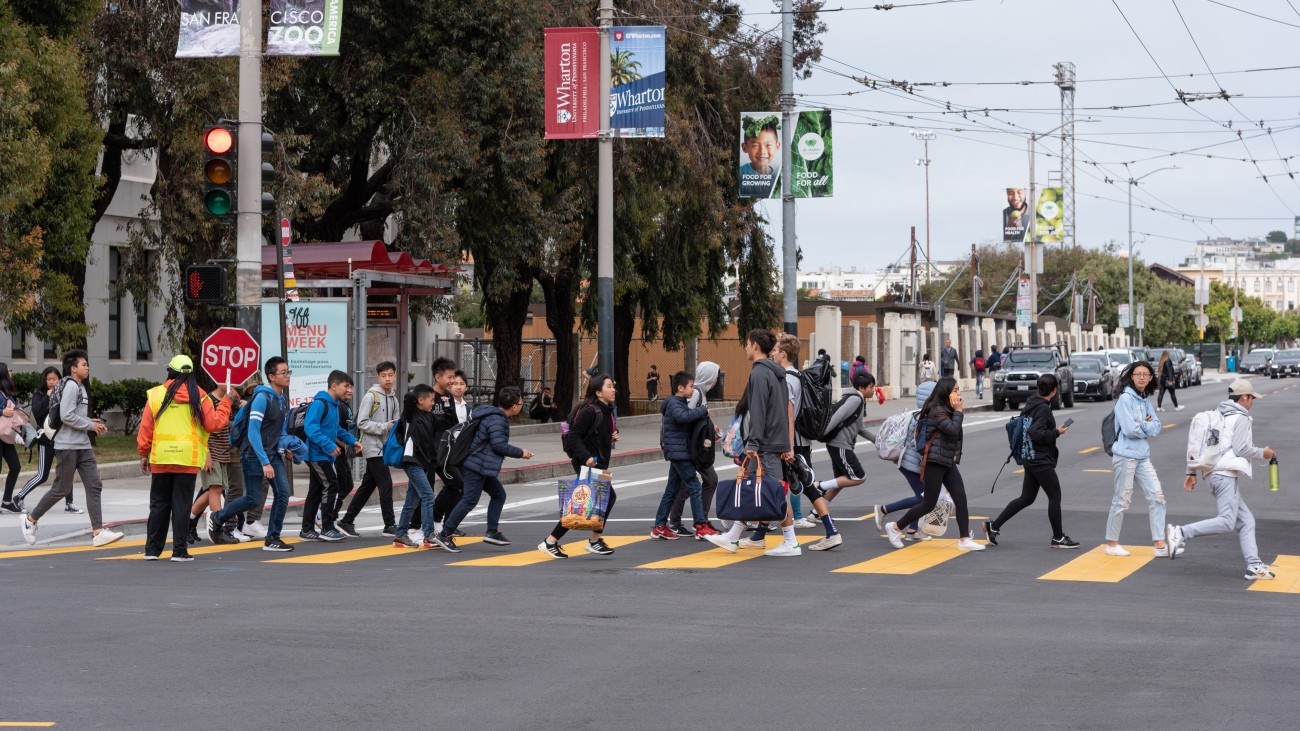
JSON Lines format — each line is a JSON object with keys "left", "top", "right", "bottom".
{"left": 1107, "top": 455, "right": 1165, "bottom": 542}
{"left": 342, "top": 456, "right": 395, "bottom": 527}
{"left": 443, "top": 469, "right": 506, "bottom": 535}
{"left": 975, "top": 372, "right": 985, "bottom": 397}
{"left": 1180, "top": 473, "right": 1260, "bottom": 567}
{"left": 395, "top": 464, "right": 436, "bottom": 538}
{"left": 217, "top": 454, "right": 290, "bottom": 541}
{"left": 655, "top": 461, "right": 705, "bottom": 526}
{"left": 145, "top": 472, "right": 197, "bottom": 557}
{"left": 992, "top": 464, "right": 1064, "bottom": 538}
{"left": 670, "top": 463, "right": 717, "bottom": 525}
{"left": 888, "top": 468, "right": 926, "bottom": 531}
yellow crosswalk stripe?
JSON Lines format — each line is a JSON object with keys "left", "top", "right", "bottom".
{"left": 1079, "top": 446, "right": 1100, "bottom": 454}
{"left": 832, "top": 538, "right": 974, "bottom": 575}
{"left": 266, "top": 537, "right": 484, "bottom": 564}
{"left": 1247, "top": 555, "right": 1300, "bottom": 594}
{"left": 97, "top": 537, "right": 304, "bottom": 560}
{"left": 1038, "top": 545, "right": 1155, "bottom": 582}
{"left": 0, "top": 723, "right": 56, "bottom": 727}
{"left": 1, "top": 539, "right": 146, "bottom": 558}
{"left": 449, "top": 536, "right": 650, "bottom": 567}
{"left": 637, "top": 534, "right": 819, "bottom": 569}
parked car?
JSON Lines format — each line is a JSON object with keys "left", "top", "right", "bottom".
{"left": 1099, "top": 348, "right": 1133, "bottom": 381}
{"left": 1269, "top": 348, "right": 1300, "bottom": 378}
{"left": 1238, "top": 348, "right": 1275, "bottom": 375}
{"left": 1128, "top": 347, "right": 1150, "bottom": 365}
{"left": 992, "top": 343, "right": 1074, "bottom": 411}
{"left": 1148, "top": 347, "right": 1192, "bottom": 388}
{"left": 1181, "top": 352, "right": 1203, "bottom": 386}
{"left": 1069, "top": 355, "right": 1115, "bottom": 401}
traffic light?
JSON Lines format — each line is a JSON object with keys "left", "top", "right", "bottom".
{"left": 184, "top": 265, "right": 227, "bottom": 304}
{"left": 202, "top": 125, "right": 237, "bottom": 219}
{"left": 260, "top": 131, "right": 276, "bottom": 215}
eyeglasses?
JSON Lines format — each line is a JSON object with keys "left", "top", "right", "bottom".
{"left": 1131, "top": 373, "right": 1152, "bottom": 379}
{"left": 274, "top": 370, "right": 292, "bottom": 377}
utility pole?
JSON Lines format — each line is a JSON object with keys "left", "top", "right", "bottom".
{"left": 970, "top": 243, "right": 979, "bottom": 312}
{"left": 596, "top": 0, "right": 614, "bottom": 375}
{"left": 235, "top": 0, "right": 263, "bottom": 339}
{"left": 912, "top": 130, "right": 936, "bottom": 284}
{"left": 909, "top": 226, "right": 918, "bottom": 306}
{"left": 1027, "top": 131, "right": 1040, "bottom": 345}
{"left": 780, "top": 0, "right": 797, "bottom": 336}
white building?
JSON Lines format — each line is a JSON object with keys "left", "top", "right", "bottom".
{"left": 1177, "top": 243, "right": 1300, "bottom": 313}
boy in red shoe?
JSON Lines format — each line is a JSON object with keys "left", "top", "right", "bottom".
{"left": 650, "top": 371, "right": 717, "bottom": 540}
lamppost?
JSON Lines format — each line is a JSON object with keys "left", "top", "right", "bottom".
{"left": 1126, "top": 166, "right": 1179, "bottom": 347}
{"left": 911, "top": 130, "right": 936, "bottom": 284}
{"left": 1027, "top": 120, "right": 1094, "bottom": 344}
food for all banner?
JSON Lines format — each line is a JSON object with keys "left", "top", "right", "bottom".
{"left": 791, "top": 111, "right": 833, "bottom": 197}
{"left": 544, "top": 27, "right": 600, "bottom": 139}
{"left": 266, "top": 0, "right": 344, "bottom": 56}
{"left": 1036, "top": 187, "right": 1065, "bottom": 243}
{"left": 176, "top": 0, "right": 241, "bottom": 58}
{"left": 1003, "top": 187, "right": 1028, "bottom": 243}
{"left": 609, "top": 26, "right": 666, "bottom": 138}
{"left": 261, "top": 300, "right": 349, "bottom": 407}
{"left": 739, "top": 111, "right": 833, "bottom": 199}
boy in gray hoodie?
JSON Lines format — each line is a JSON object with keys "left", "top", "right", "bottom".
{"left": 339, "top": 361, "right": 401, "bottom": 536}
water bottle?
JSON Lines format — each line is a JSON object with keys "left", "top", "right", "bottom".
{"left": 1269, "top": 456, "right": 1280, "bottom": 492}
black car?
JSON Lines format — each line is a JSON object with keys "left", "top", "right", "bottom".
{"left": 1270, "top": 348, "right": 1300, "bottom": 378}
{"left": 991, "top": 344, "right": 1074, "bottom": 411}
{"left": 1069, "top": 356, "right": 1115, "bottom": 401}
{"left": 1148, "top": 347, "right": 1192, "bottom": 388}
{"left": 1239, "top": 348, "right": 1275, "bottom": 375}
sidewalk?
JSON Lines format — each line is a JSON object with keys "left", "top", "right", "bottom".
{"left": 0, "top": 392, "right": 986, "bottom": 550}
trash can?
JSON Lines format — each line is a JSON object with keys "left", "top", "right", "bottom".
{"left": 1226, "top": 355, "right": 1237, "bottom": 373}
{"left": 706, "top": 371, "right": 725, "bottom": 401}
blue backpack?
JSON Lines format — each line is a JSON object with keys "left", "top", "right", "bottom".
{"left": 382, "top": 420, "right": 406, "bottom": 468}
{"left": 229, "top": 386, "right": 279, "bottom": 449}
{"left": 1005, "top": 414, "right": 1035, "bottom": 466}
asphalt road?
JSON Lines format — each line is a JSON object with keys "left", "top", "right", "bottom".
{"left": 4, "top": 376, "right": 1299, "bottom": 730}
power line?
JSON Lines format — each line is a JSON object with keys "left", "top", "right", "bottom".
{"left": 1203, "top": 0, "right": 1300, "bottom": 29}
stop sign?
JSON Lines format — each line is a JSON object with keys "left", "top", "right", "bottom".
{"left": 201, "top": 327, "right": 261, "bottom": 386}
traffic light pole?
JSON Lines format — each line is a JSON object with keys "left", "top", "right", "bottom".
{"left": 235, "top": 0, "right": 263, "bottom": 342}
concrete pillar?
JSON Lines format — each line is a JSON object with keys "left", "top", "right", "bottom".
{"left": 866, "top": 323, "right": 879, "bottom": 380}
{"left": 815, "top": 306, "right": 843, "bottom": 399}
{"left": 883, "top": 312, "right": 902, "bottom": 400}
{"left": 848, "top": 320, "right": 861, "bottom": 367}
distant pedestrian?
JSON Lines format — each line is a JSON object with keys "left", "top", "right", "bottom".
{"left": 1105, "top": 361, "right": 1170, "bottom": 557}
{"left": 986, "top": 347, "right": 1002, "bottom": 373}
{"left": 1156, "top": 350, "right": 1183, "bottom": 412}
{"left": 940, "top": 339, "right": 958, "bottom": 379}
{"left": 0, "top": 363, "right": 29, "bottom": 513}
{"left": 849, "top": 356, "right": 869, "bottom": 382}
{"left": 919, "top": 353, "right": 936, "bottom": 382}
{"left": 299, "top": 370, "right": 361, "bottom": 542}
{"left": 529, "top": 387, "right": 557, "bottom": 423}
{"left": 7, "top": 366, "right": 78, "bottom": 514}
{"left": 972, "top": 349, "right": 987, "bottom": 399}
{"left": 339, "top": 361, "right": 400, "bottom": 537}
{"left": 646, "top": 364, "right": 660, "bottom": 401}
{"left": 538, "top": 374, "right": 619, "bottom": 558}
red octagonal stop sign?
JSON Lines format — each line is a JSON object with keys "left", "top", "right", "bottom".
{"left": 201, "top": 327, "right": 261, "bottom": 386}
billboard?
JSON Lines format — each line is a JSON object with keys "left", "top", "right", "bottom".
{"left": 1003, "top": 187, "right": 1028, "bottom": 243}
{"left": 1036, "top": 187, "right": 1065, "bottom": 243}
{"left": 176, "top": 0, "right": 241, "bottom": 58}
{"left": 544, "top": 27, "right": 600, "bottom": 139}
{"left": 609, "top": 26, "right": 666, "bottom": 138}
{"left": 266, "top": 0, "right": 345, "bottom": 56}
{"left": 261, "top": 299, "right": 349, "bottom": 407}
{"left": 739, "top": 111, "right": 833, "bottom": 199}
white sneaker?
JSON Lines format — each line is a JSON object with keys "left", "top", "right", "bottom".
{"left": 738, "top": 537, "right": 767, "bottom": 549}
{"left": 704, "top": 534, "right": 739, "bottom": 553}
{"left": 409, "top": 530, "right": 425, "bottom": 544}
{"left": 885, "top": 521, "right": 905, "bottom": 549}
{"left": 1153, "top": 545, "right": 1185, "bottom": 558}
{"left": 242, "top": 521, "right": 267, "bottom": 539}
{"left": 230, "top": 528, "right": 252, "bottom": 543}
{"left": 1105, "top": 544, "right": 1131, "bottom": 557}
{"left": 432, "top": 522, "right": 444, "bottom": 535}
{"left": 1175, "top": 405, "right": 1185, "bottom": 411}
{"left": 808, "top": 533, "right": 843, "bottom": 551}
{"left": 1245, "top": 563, "right": 1276, "bottom": 580}
{"left": 873, "top": 505, "right": 887, "bottom": 535}
{"left": 765, "top": 542, "right": 802, "bottom": 557}
{"left": 92, "top": 529, "right": 124, "bottom": 547}
{"left": 904, "top": 531, "right": 932, "bottom": 542}
{"left": 1157, "top": 407, "right": 1166, "bottom": 412}
{"left": 1164, "top": 524, "right": 1184, "bottom": 560}
{"left": 20, "top": 514, "right": 37, "bottom": 545}
{"left": 956, "top": 537, "right": 986, "bottom": 551}
{"left": 791, "top": 517, "right": 818, "bottom": 529}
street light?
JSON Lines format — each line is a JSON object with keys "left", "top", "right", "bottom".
{"left": 911, "top": 130, "right": 936, "bottom": 284}
{"left": 1027, "top": 119, "right": 1096, "bottom": 344}
{"left": 1126, "top": 166, "right": 1180, "bottom": 347}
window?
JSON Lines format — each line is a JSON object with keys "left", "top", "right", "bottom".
{"left": 108, "top": 248, "right": 121, "bottom": 359}
{"left": 1289, "top": 281, "right": 1295, "bottom": 292}
{"left": 843, "top": 279, "right": 854, "bottom": 289}
{"left": 1266, "top": 280, "right": 1273, "bottom": 293}
{"left": 135, "top": 251, "right": 152, "bottom": 360}
{"left": 1254, "top": 280, "right": 1261, "bottom": 292}
{"left": 9, "top": 327, "right": 26, "bottom": 359}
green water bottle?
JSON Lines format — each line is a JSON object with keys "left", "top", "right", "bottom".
{"left": 1269, "top": 456, "right": 1280, "bottom": 492}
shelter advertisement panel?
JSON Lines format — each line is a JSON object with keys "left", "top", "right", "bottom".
{"left": 609, "top": 26, "right": 666, "bottom": 138}
{"left": 176, "top": 0, "right": 241, "bottom": 58}
{"left": 544, "top": 27, "right": 600, "bottom": 139}
{"left": 1003, "top": 187, "right": 1028, "bottom": 242}
{"left": 1036, "top": 187, "right": 1065, "bottom": 243}
{"left": 261, "top": 300, "right": 349, "bottom": 407}
{"left": 266, "top": 0, "right": 345, "bottom": 56}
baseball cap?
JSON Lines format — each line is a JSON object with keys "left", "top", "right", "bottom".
{"left": 1228, "top": 378, "right": 1263, "bottom": 398}
{"left": 168, "top": 354, "right": 195, "bottom": 374}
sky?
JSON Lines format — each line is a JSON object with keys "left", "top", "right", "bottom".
{"left": 733, "top": 0, "right": 1300, "bottom": 273}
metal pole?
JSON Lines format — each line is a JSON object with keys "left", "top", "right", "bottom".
{"left": 275, "top": 215, "right": 289, "bottom": 360}
{"left": 923, "top": 137, "right": 931, "bottom": 285}
{"left": 909, "top": 226, "right": 918, "bottom": 306}
{"left": 1127, "top": 180, "right": 1134, "bottom": 347}
{"left": 597, "top": 0, "right": 615, "bottom": 375}
{"left": 780, "top": 0, "right": 797, "bottom": 336}
{"left": 1028, "top": 133, "right": 1039, "bottom": 345}
{"left": 235, "top": 0, "right": 262, "bottom": 340}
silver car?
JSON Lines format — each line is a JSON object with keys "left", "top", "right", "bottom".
{"left": 1099, "top": 348, "right": 1133, "bottom": 381}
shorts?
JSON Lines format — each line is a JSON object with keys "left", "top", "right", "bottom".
{"left": 827, "top": 446, "right": 865, "bottom": 482}
{"left": 201, "top": 460, "right": 229, "bottom": 489}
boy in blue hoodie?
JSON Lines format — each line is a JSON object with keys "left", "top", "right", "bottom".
{"left": 300, "top": 370, "right": 361, "bottom": 542}
{"left": 651, "top": 371, "right": 719, "bottom": 540}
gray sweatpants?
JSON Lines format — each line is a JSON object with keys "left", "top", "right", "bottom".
{"left": 31, "top": 449, "right": 104, "bottom": 530}
{"left": 1180, "top": 472, "right": 1260, "bottom": 568}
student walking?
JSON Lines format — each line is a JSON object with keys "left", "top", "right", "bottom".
{"left": 1105, "top": 361, "right": 1170, "bottom": 557}
{"left": 919, "top": 354, "right": 937, "bottom": 382}
{"left": 300, "top": 370, "right": 361, "bottom": 542}
{"left": 1166, "top": 379, "right": 1277, "bottom": 579}
{"left": 0, "top": 363, "right": 27, "bottom": 513}
{"left": 411, "top": 358, "right": 459, "bottom": 538}
{"left": 538, "top": 374, "right": 619, "bottom": 558}
{"left": 666, "top": 361, "right": 723, "bottom": 538}
{"left": 1156, "top": 350, "right": 1183, "bottom": 412}
{"left": 137, "top": 356, "right": 235, "bottom": 561}
{"left": 6, "top": 367, "right": 78, "bottom": 513}
{"left": 972, "top": 349, "right": 987, "bottom": 399}
{"left": 431, "top": 387, "right": 533, "bottom": 552}
{"left": 874, "top": 381, "right": 933, "bottom": 542}
{"left": 983, "top": 374, "right": 1079, "bottom": 549}
{"left": 650, "top": 371, "right": 718, "bottom": 540}
{"left": 188, "top": 388, "right": 245, "bottom": 544}
{"left": 881, "top": 376, "right": 984, "bottom": 552}
{"left": 339, "top": 361, "right": 400, "bottom": 537}
{"left": 391, "top": 384, "right": 441, "bottom": 549}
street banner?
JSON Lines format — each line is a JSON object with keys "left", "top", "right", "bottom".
{"left": 609, "top": 26, "right": 666, "bottom": 138}
{"left": 176, "top": 0, "right": 241, "bottom": 58}
{"left": 1003, "top": 187, "right": 1028, "bottom": 242}
{"left": 791, "top": 110, "right": 833, "bottom": 197}
{"left": 261, "top": 300, "right": 348, "bottom": 407}
{"left": 544, "top": 27, "right": 600, "bottom": 139}
{"left": 1036, "top": 187, "right": 1065, "bottom": 243}
{"left": 739, "top": 111, "right": 833, "bottom": 199}
{"left": 266, "top": 0, "right": 345, "bottom": 56}
{"left": 1118, "top": 303, "right": 1130, "bottom": 329}
{"left": 1016, "top": 277, "right": 1032, "bottom": 330}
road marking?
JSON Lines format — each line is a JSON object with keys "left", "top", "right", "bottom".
{"left": 265, "top": 537, "right": 486, "bottom": 564}
{"left": 1038, "top": 545, "right": 1155, "bottom": 582}
{"left": 449, "top": 536, "right": 651, "bottom": 567}
{"left": 0, "top": 723, "right": 56, "bottom": 728}
{"left": 833, "top": 539, "right": 976, "bottom": 575}
{"left": 1082, "top": 469, "right": 1112, "bottom": 473}
{"left": 1247, "top": 555, "right": 1300, "bottom": 594}
{"left": 1078, "top": 446, "right": 1100, "bottom": 455}
{"left": 97, "top": 537, "right": 304, "bottom": 560}
{"left": 636, "top": 534, "right": 820, "bottom": 569}
{"left": 1013, "top": 468, "right": 1024, "bottom": 475}
{"left": 0, "top": 539, "right": 147, "bottom": 558}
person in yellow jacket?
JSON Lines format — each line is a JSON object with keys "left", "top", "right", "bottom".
{"left": 136, "top": 355, "right": 235, "bottom": 562}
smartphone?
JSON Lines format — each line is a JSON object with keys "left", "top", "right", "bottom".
{"left": 1062, "top": 418, "right": 1074, "bottom": 428}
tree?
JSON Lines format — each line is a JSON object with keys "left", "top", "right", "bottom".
{"left": 1267, "top": 230, "right": 1287, "bottom": 244}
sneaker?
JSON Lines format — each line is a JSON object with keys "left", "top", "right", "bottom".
{"left": 299, "top": 529, "right": 322, "bottom": 541}
{"left": 738, "top": 537, "right": 767, "bottom": 549}
{"left": 1153, "top": 545, "right": 1185, "bottom": 558}
{"left": 983, "top": 521, "right": 999, "bottom": 546}
{"left": 186, "top": 522, "right": 202, "bottom": 545}
{"left": 956, "top": 537, "right": 986, "bottom": 551}
{"left": 1104, "top": 544, "right": 1131, "bottom": 557}
{"left": 764, "top": 542, "right": 802, "bottom": 557}
{"left": 1245, "top": 563, "right": 1276, "bottom": 580}
{"left": 538, "top": 541, "right": 569, "bottom": 559}
{"left": 20, "top": 513, "right": 37, "bottom": 545}
{"left": 170, "top": 551, "right": 195, "bottom": 562}
{"left": 142, "top": 554, "right": 160, "bottom": 561}
{"left": 392, "top": 534, "right": 420, "bottom": 549}
{"left": 230, "top": 528, "right": 251, "bottom": 543}
{"left": 207, "top": 515, "right": 227, "bottom": 544}
{"left": 650, "top": 525, "right": 681, "bottom": 540}
{"left": 318, "top": 529, "right": 347, "bottom": 542}
{"left": 1175, "top": 405, "right": 1186, "bottom": 411}
{"left": 904, "top": 531, "right": 932, "bottom": 542}
{"left": 243, "top": 521, "right": 267, "bottom": 539}
{"left": 336, "top": 521, "right": 360, "bottom": 538}
{"left": 704, "top": 534, "right": 739, "bottom": 553}
{"left": 586, "top": 538, "right": 615, "bottom": 555}
{"left": 430, "top": 533, "right": 461, "bottom": 553}
{"left": 873, "top": 505, "right": 887, "bottom": 535}
{"left": 1157, "top": 407, "right": 1166, "bottom": 412}
{"left": 1165, "top": 524, "right": 1184, "bottom": 561}
{"left": 409, "top": 530, "right": 425, "bottom": 544}
{"left": 64, "top": 503, "right": 85, "bottom": 514}
{"left": 92, "top": 529, "right": 124, "bottom": 548}
{"left": 791, "top": 455, "right": 816, "bottom": 494}
{"left": 692, "top": 522, "right": 720, "bottom": 539}
{"left": 381, "top": 525, "right": 397, "bottom": 537}
{"left": 791, "top": 517, "right": 818, "bottom": 530}
{"left": 885, "top": 522, "right": 905, "bottom": 549}
{"left": 668, "top": 523, "right": 694, "bottom": 537}
{"left": 809, "top": 533, "right": 843, "bottom": 551}
{"left": 483, "top": 530, "right": 512, "bottom": 546}
{"left": 450, "top": 528, "right": 467, "bottom": 538}
{"left": 1051, "top": 535, "right": 1081, "bottom": 549}
{"left": 1, "top": 500, "right": 22, "bottom": 514}
{"left": 262, "top": 538, "right": 295, "bottom": 552}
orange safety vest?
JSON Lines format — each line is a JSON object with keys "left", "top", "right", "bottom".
{"left": 146, "top": 385, "right": 209, "bottom": 468}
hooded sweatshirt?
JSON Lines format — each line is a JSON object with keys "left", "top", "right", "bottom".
{"left": 743, "top": 357, "right": 790, "bottom": 454}
{"left": 1210, "top": 399, "right": 1265, "bottom": 478}
{"left": 303, "top": 390, "right": 358, "bottom": 462}
{"left": 1112, "top": 385, "right": 1161, "bottom": 460}
{"left": 357, "top": 383, "right": 399, "bottom": 459}
{"left": 136, "top": 380, "right": 233, "bottom": 474}
{"left": 824, "top": 390, "right": 877, "bottom": 452}
{"left": 687, "top": 361, "right": 720, "bottom": 409}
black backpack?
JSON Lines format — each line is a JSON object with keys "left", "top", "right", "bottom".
{"left": 435, "top": 417, "right": 483, "bottom": 488}
{"left": 561, "top": 403, "right": 596, "bottom": 460}
{"left": 688, "top": 415, "right": 718, "bottom": 470}
{"left": 285, "top": 403, "right": 311, "bottom": 440}
{"left": 44, "top": 377, "right": 75, "bottom": 435}
{"left": 793, "top": 356, "right": 834, "bottom": 441}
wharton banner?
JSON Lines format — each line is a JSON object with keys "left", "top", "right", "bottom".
{"left": 609, "top": 26, "right": 666, "bottom": 138}
{"left": 176, "top": 0, "right": 241, "bottom": 58}
{"left": 544, "top": 27, "right": 600, "bottom": 139}
{"left": 266, "top": 0, "right": 344, "bottom": 56}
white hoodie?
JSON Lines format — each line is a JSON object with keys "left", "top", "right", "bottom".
{"left": 1211, "top": 399, "right": 1266, "bottom": 478}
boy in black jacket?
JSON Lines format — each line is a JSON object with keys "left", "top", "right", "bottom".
{"left": 650, "top": 372, "right": 720, "bottom": 540}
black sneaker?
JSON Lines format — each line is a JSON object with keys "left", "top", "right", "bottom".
{"left": 299, "top": 529, "right": 322, "bottom": 541}
{"left": 668, "top": 523, "right": 694, "bottom": 537}
{"left": 186, "top": 519, "right": 202, "bottom": 545}
{"left": 262, "top": 538, "right": 295, "bottom": 552}
{"left": 537, "top": 541, "right": 568, "bottom": 559}
{"left": 1, "top": 500, "right": 22, "bottom": 514}
{"left": 983, "top": 521, "right": 999, "bottom": 546}
{"left": 431, "top": 533, "right": 461, "bottom": 553}
{"left": 1051, "top": 535, "right": 1081, "bottom": 549}
{"left": 381, "top": 525, "right": 397, "bottom": 537}
{"left": 392, "top": 533, "right": 420, "bottom": 549}
{"left": 170, "top": 551, "right": 194, "bottom": 562}
{"left": 336, "top": 521, "right": 360, "bottom": 538}
{"left": 586, "top": 538, "right": 615, "bottom": 555}
{"left": 206, "top": 514, "right": 228, "bottom": 544}
{"left": 450, "top": 528, "right": 467, "bottom": 538}
{"left": 318, "top": 528, "right": 347, "bottom": 542}
{"left": 482, "top": 531, "right": 512, "bottom": 546}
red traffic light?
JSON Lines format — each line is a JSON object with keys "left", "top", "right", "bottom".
{"left": 204, "top": 127, "right": 234, "bottom": 155}
{"left": 184, "top": 265, "right": 227, "bottom": 303}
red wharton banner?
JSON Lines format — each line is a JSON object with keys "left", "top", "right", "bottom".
{"left": 544, "top": 27, "right": 599, "bottom": 139}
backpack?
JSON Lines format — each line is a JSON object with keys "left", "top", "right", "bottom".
{"left": 974, "top": 356, "right": 986, "bottom": 373}
{"left": 1005, "top": 413, "right": 1035, "bottom": 465}
{"left": 1101, "top": 409, "right": 1118, "bottom": 457}
{"left": 285, "top": 402, "right": 311, "bottom": 441}
{"left": 875, "top": 409, "right": 918, "bottom": 462}
{"left": 229, "top": 386, "right": 278, "bottom": 449}
{"left": 987, "top": 352, "right": 1002, "bottom": 371}
{"left": 435, "top": 417, "right": 483, "bottom": 488}
{"left": 821, "top": 393, "right": 863, "bottom": 441}
{"left": 560, "top": 403, "right": 597, "bottom": 460}
{"left": 1186, "top": 409, "right": 1236, "bottom": 473}
{"left": 42, "top": 377, "right": 75, "bottom": 437}
{"left": 688, "top": 416, "right": 718, "bottom": 470}
{"left": 793, "top": 359, "right": 834, "bottom": 441}
{"left": 382, "top": 419, "right": 406, "bottom": 468}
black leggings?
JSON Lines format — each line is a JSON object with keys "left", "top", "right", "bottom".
{"left": 549, "top": 487, "right": 617, "bottom": 540}
{"left": 0, "top": 442, "right": 20, "bottom": 502}
{"left": 1157, "top": 384, "right": 1179, "bottom": 408}
{"left": 991, "top": 464, "right": 1064, "bottom": 538}
{"left": 892, "top": 463, "right": 970, "bottom": 538}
